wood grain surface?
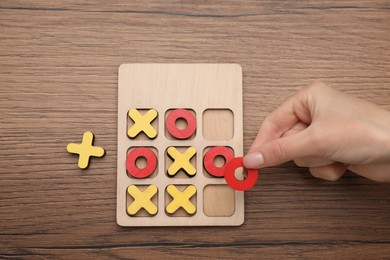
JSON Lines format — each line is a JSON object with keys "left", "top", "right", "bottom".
{"left": 1, "top": 0, "right": 389, "bottom": 259}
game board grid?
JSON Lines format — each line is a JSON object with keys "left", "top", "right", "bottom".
{"left": 122, "top": 106, "right": 242, "bottom": 220}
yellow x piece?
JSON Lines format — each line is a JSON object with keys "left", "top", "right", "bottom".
{"left": 167, "top": 146, "right": 196, "bottom": 176}
{"left": 127, "top": 185, "right": 158, "bottom": 216}
{"left": 66, "top": 131, "right": 105, "bottom": 169}
{"left": 166, "top": 185, "right": 196, "bottom": 215}
{"left": 127, "top": 108, "right": 158, "bottom": 139}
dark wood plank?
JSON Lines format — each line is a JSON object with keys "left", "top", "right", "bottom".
{"left": 1, "top": 0, "right": 389, "bottom": 258}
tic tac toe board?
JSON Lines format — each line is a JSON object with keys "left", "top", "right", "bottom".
{"left": 117, "top": 64, "right": 244, "bottom": 226}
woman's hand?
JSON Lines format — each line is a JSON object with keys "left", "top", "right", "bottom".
{"left": 243, "top": 81, "right": 390, "bottom": 182}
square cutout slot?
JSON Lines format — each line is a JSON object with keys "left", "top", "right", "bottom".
{"left": 203, "top": 109, "right": 233, "bottom": 140}
{"left": 165, "top": 185, "right": 197, "bottom": 217}
{"left": 165, "top": 146, "right": 197, "bottom": 178}
{"left": 127, "top": 108, "right": 158, "bottom": 140}
{"left": 165, "top": 109, "right": 196, "bottom": 140}
{"left": 203, "top": 185, "right": 235, "bottom": 217}
{"left": 126, "top": 147, "right": 158, "bottom": 179}
{"left": 203, "top": 146, "right": 234, "bottom": 178}
{"left": 126, "top": 185, "right": 158, "bottom": 217}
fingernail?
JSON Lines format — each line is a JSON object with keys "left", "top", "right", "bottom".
{"left": 243, "top": 152, "right": 264, "bottom": 169}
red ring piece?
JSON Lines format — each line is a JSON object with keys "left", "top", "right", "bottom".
{"left": 204, "top": 146, "right": 234, "bottom": 177}
{"left": 224, "top": 157, "right": 258, "bottom": 191}
{"left": 126, "top": 147, "right": 157, "bottom": 179}
{"left": 166, "top": 109, "right": 196, "bottom": 139}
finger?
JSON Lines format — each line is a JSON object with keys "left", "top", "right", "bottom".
{"left": 294, "top": 157, "right": 334, "bottom": 167}
{"left": 309, "top": 163, "right": 348, "bottom": 181}
{"left": 248, "top": 89, "right": 312, "bottom": 154}
{"left": 244, "top": 128, "right": 323, "bottom": 168}
{"left": 282, "top": 122, "right": 308, "bottom": 137}
{"left": 349, "top": 164, "right": 390, "bottom": 183}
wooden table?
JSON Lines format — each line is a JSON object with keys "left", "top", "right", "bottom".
{"left": 1, "top": 1, "right": 389, "bottom": 258}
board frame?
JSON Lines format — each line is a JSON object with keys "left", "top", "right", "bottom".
{"left": 117, "top": 64, "right": 244, "bottom": 226}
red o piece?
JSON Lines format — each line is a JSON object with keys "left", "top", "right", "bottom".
{"left": 204, "top": 146, "right": 234, "bottom": 177}
{"left": 224, "top": 157, "right": 258, "bottom": 191}
{"left": 126, "top": 147, "right": 157, "bottom": 179}
{"left": 166, "top": 109, "right": 196, "bottom": 139}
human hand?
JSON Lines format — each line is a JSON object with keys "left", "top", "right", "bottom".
{"left": 243, "top": 81, "right": 390, "bottom": 182}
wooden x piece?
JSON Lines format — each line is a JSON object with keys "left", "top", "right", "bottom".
{"left": 167, "top": 146, "right": 196, "bottom": 176}
{"left": 166, "top": 185, "right": 196, "bottom": 215}
{"left": 67, "top": 131, "right": 105, "bottom": 169}
{"left": 127, "top": 185, "right": 158, "bottom": 216}
{"left": 127, "top": 108, "right": 158, "bottom": 139}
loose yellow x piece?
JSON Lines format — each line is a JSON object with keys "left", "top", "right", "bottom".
{"left": 66, "top": 131, "right": 105, "bottom": 169}
{"left": 167, "top": 146, "right": 196, "bottom": 176}
{"left": 166, "top": 185, "right": 196, "bottom": 215}
{"left": 127, "top": 108, "right": 158, "bottom": 139}
{"left": 127, "top": 185, "right": 158, "bottom": 216}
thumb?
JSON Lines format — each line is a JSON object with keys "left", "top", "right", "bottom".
{"left": 244, "top": 130, "right": 316, "bottom": 169}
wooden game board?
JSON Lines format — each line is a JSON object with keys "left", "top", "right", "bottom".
{"left": 117, "top": 64, "right": 244, "bottom": 226}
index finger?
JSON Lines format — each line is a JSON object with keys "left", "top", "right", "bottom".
{"left": 247, "top": 88, "right": 312, "bottom": 154}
